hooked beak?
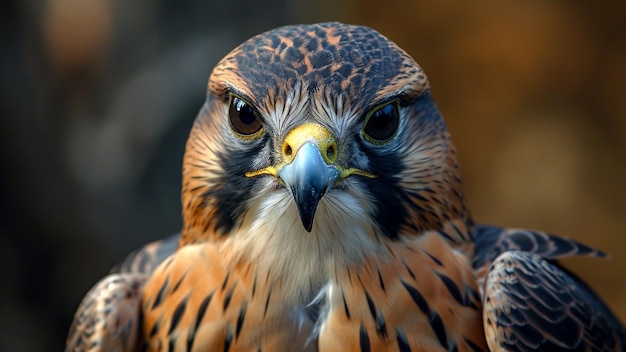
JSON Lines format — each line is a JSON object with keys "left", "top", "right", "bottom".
{"left": 278, "top": 142, "right": 340, "bottom": 232}
{"left": 245, "top": 123, "right": 376, "bottom": 232}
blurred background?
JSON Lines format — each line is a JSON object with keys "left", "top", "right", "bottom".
{"left": 1, "top": 0, "right": 624, "bottom": 350}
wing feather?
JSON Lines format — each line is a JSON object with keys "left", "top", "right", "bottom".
{"left": 474, "top": 225, "right": 626, "bottom": 351}
{"left": 66, "top": 233, "right": 179, "bottom": 351}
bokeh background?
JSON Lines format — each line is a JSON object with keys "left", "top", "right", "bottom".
{"left": 1, "top": 0, "right": 625, "bottom": 350}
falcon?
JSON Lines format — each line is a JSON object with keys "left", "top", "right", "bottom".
{"left": 66, "top": 22, "right": 626, "bottom": 351}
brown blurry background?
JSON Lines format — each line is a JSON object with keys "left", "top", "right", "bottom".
{"left": 0, "top": 1, "right": 624, "bottom": 351}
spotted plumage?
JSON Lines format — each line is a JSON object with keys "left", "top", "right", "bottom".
{"left": 66, "top": 22, "right": 626, "bottom": 351}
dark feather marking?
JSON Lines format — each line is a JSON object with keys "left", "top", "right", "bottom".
{"left": 365, "top": 291, "right": 387, "bottom": 337}
{"left": 464, "top": 338, "right": 484, "bottom": 352}
{"left": 209, "top": 140, "right": 268, "bottom": 235}
{"left": 437, "top": 230, "right": 455, "bottom": 242}
{"left": 235, "top": 302, "right": 247, "bottom": 338}
{"left": 251, "top": 275, "right": 257, "bottom": 298}
{"left": 365, "top": 291, "right": 377, "bottom": 321}
{"left": 188, "top": 291, "right": 214, "bottom": 351}
{"left": 221, "top": 271, "right": 231, "bottom": 291}
{"left": 402, "top": 281, "right": 448, "bottom": 349}
{"left": 152, "top": 276, "right": 170, "bottom": 309}
{"left": 402, "top": 259, "right": 416, "bottom": 279}
{"left": 360, "top": 139, "right": 406, "bottom": 239}
{"left": 162, "top": 256, "right": 175, "bottom": 270}
{"left": 436, "top": 273, "right": 465, "bottom": 306}
{"left": 396, "top": 328, "right": 411, "bottom": 352}
{"left": 359, "top": 324, "right": 371, "bottom": 352}
{"left": 377, "top": 267, "right": 386, "bottom": 292}
{"left": 465, "top": 284, "right": 480, "bottom": 304}
{"left": 223, "top": 286, "right": 236, "bottom": 311}
{"left": 171, "top": 270, "right": 189, "bottom": 293}
{"left": 409, "top": 190, "right": 429, "bottom": 203}
{"left": 167, "top": 335, "right": 176, "bottom": 352}
{"left": 429, "top": 313, "right": 448, "bottom": 350}
{"left": 224, "top": 329, "right": 233, "bottom": 352}
{"left": 149, "top": 319, "right": 160, "bottom": 337}
{"left": 263, "top": 288, "right": 273, "bottom": 318}
{"left": 450, "top": 222, "right": 466, "bottom": 241}
{"left": 450, "top": 341, "right": 459, "bottom": 352}
{"left": 421, "top": 249, "right": 443, "bottom": 266}
{"left": 342, "top": 292, "right": 351, "bottom": 319}
{"left": 168, "top": 295, "right": 189, "bottom": 335}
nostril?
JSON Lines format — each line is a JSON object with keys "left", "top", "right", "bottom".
{"left": 284, "top": 144, "right": 293, "bottom": 157}
{"left": 326, "top": 143, "right": 336, "bottom": 161}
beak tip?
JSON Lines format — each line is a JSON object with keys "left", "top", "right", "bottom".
{"left": 294, "top": 194, "right": 318, "bottom": 233}
{"left": 279, "top": 142, "right": 339, "bottom": 234}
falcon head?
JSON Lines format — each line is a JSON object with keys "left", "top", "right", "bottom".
{"left": 180, "top": 22, "right": 468, "bottom": 274}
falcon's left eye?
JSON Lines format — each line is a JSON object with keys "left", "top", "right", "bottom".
{"left": 362, "top": 100, "right": 400, "bottom": 144}
{"left": 228, "top": 95, "right": 263, "bottom": 138}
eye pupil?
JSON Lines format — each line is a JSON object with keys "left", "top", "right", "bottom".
{"left": 236, "top": 99, "right": 256, "bottom": 124}
{"left": 363, "top": 101, "right": 399, "bottom": 143}
{"left": 229, "top": 96, "right": 263, "bottom": 137}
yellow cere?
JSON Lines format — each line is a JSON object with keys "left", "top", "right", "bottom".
{"left": 282, "top": 123, "right": 337, "bottom": 164}
{"left": 245, "top": 123, "right": 377, "bottom": 180}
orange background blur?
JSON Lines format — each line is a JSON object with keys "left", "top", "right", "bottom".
{"left": 1, "top": 1, "right": 624, "bottom": 351}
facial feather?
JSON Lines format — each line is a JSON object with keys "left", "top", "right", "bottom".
{"left": 181, "top": 22, "right": 470, "bottom": 293}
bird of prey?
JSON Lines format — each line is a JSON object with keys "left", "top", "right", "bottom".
{"left": 66, "top": 22, "right": 626, "bottom": 351}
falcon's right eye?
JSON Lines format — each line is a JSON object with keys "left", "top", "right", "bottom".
{"left": 228, "top": 95, "right": 263, "bottom": 139}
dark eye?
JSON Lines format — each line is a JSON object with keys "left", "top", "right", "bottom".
{"left": 363, "top": 100, "right": 399, "bottom": 144}
{"left": 229, "top": 95, "right": 263, "bottom": 137}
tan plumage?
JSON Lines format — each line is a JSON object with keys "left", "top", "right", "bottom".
{"left": 66, "top": 22, "right": 626, "bottom": 351}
